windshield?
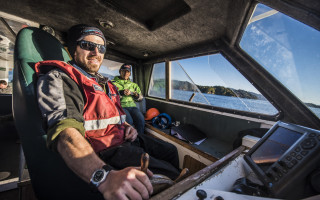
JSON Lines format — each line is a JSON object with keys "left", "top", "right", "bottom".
{"left": 240, "top": 3, "right": 320, "bottom": 118}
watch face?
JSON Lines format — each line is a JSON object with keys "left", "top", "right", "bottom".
{"left": 93, "top": 170, "right": 104, "bottom": 182}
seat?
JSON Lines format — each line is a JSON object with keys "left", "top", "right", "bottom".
{"left": 0, "top": 94, "right": 12, "bottom": 116}
{"left": 135, "top": 97, "right": 147, "bottom": 114}
{"left": 13, "top": 27, "right": 103, "bottom": 200}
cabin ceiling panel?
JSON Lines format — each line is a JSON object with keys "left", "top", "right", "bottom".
{"left": 225, "top": 0, "right": 252, "bottom": 46}
{"left": 99, "top": 0, "right": 192, "bottom": 31}
{"left": 0, "top": 0, "right": 236, "bottom": 60}
{"left": 278, "top": 0, "right": 320, "bottom": 15}
{"left": 1, "top": 0, "right": 318, "bottom": 61}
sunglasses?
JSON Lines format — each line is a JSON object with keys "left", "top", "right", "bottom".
{"left": 77, "top": 40, "right": 106, "bottom": 54}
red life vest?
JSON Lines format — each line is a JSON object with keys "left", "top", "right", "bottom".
{"left": 35, "top": 60, "right": 126, "bottom": 153}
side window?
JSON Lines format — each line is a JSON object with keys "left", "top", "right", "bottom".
{"left": 148, "top": 62, "right": 166, "bottom": 99}
{"left": 171, "top": 54, "right": 278, "bottom": 115}
{"left": 239, "top": 3, "right": 320, "bottom": 118}
{"left": 0, "top": 14, "right": 38, "bottom": 94}
{"left": 99, "top": 59, "right": 128, "bottom": 80}
{"left": 171, "top": 61, "right": 210, "bottom": 105}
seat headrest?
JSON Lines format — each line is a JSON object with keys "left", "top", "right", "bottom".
{"left": 15, "top": 27, "right": 70, "bottom": 65}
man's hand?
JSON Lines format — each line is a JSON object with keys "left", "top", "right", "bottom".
{"left": 124, "top": 123, "right": 138, "bottom": 142}
{"left": 132, "top": 92, "right": 139, "bottom": 98}
{"left": 124, "top": 89, "right": 131, "bottom": 96}
{"left": 99, "top": 167, "right": 153, "bottom": 200}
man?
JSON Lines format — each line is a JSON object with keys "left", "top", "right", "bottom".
{"left": 36, "top": 24, "right": 180, "bottom": 200}
{"left": 0, "top": 80, "right": 12, "bottom": 94}
{"left": 112, "top": 64, "right": 145, "bottom": 135}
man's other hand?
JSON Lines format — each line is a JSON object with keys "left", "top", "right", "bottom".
{"left": 132, "top": 92, "right": 139, "bottom": 98}
{"left": 98, "top": 167, "right": 153, "bottom": 200}
{"left": 124, "top": 124, "right": 138, "bottom": 142}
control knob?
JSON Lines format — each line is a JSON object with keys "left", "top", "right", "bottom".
{"left": 196, "top": 189, "right": 207, "bottom": 200}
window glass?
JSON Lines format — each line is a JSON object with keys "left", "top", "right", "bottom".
{"left": 171, "top": 61, "right": 210, "bottom": 105}
{"left": 99, "top": 59, "right": 130, "bottom": 80}
{"left": 240, "top": 3, "right": 320, "bottom": 118}
{"left": 172, "top": 54, "right": 278, "bottom": 115}
{"left": 148, "top": 62, "right": 166, "bottom": 99}
{"left": 0, "top": 14, "right": 38, "bottom": 94}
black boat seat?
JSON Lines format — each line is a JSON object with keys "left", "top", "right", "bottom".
{"left": 0, "top": 94, "right": 12, "bottom": 116}
{"left": 13, "top": 27, "right": 103, "bottom": 200}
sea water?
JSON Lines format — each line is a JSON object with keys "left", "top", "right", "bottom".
{"left": 168, "top": 90, "right": 320, "bottom": 118}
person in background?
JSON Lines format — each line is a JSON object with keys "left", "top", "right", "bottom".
{"left": 0, "top": 80, "right": 12, "bottom": 94}
{"left": 36, "top": 24, "right": 180, "bottom": 200}
{"left": 112, "top": 64, "right": 145, "bottom": 135}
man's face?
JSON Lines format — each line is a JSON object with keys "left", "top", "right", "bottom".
{"left": 74, "top": 35, "right": 105, "bottom": 75}
{"left": 120, "top": 69, "right": 131, "bottom": 80}
{"left": 0, "top": 83, "right": 7, "bottom": 89}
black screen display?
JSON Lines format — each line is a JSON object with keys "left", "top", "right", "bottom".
{"left": 251, "top": 127, "right": 302, "bottom": 171}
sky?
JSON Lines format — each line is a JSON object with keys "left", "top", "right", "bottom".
{"left": 175, "top": 54, "right": 260, "bottom": 93}
{"left": 241, "top": 4, "right": 320, "bottom": 105}
{"left": 173, "top": 4, "right": 320, "bottom": 105}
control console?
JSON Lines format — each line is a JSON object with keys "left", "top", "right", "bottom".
{"left": 244, "top": 121, "right": 320, "bottom": 199}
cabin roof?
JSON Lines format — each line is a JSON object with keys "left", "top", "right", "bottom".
{"left": 1, "top": 0, "right": 319, "bottom": 61}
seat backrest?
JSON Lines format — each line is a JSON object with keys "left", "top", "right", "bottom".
{"left": 0, "top": 94, "right": 12, "bottom": 116}
{"left": 135, "top": 97, "right": 146, "bottom": 114}
{"left": 13, "top": 27, "right": 103, "bottom": 200}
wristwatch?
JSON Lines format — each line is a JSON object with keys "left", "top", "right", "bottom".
{"left": 89, "top": 165, "right": 112, "bottom": 189}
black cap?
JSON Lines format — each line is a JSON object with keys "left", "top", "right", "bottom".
{"left": 67, "top": 24, "right": 106, "bottom": 58}
{"left": 120, "top": 64, "right": 132, "bottom": 73}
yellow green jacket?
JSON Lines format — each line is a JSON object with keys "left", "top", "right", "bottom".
{"left": 112, "top": 76, "right": 143, "bottom": 107}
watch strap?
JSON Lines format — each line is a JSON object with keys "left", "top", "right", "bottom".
{"left": 102, "top": 164, "right": 113, "bottom": 172}
{"left": 89, "top": 164, "right": 113, "bottom": 191}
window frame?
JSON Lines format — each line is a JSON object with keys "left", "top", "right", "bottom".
{"left": 146, "top": 1, "right": 320, "bottom": 123}
{"left": 147, "top": 62, "right": 167, "bottom": 100}
{"left": 146, "top": 51, "right": 281, "bottom": 121}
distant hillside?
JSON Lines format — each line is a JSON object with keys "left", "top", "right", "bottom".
{"left": 172, "top": 80, "right": 195, "bottom": 91}
{"left": 154, "top": 79, "right": 265, "bottom": 100}
{"left": 197, "top": 85, "right": 265, "bottom": 100}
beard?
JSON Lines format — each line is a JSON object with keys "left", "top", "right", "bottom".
{"left": 77, "top": 55, "right": 102, "bottom": 75}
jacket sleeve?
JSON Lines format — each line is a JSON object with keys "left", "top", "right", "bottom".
{"left": 37, "top": 69, "right": 86, "bottom": 151}
{"left": 133, "top": 83, "right": 143, "bottom": 102}
{"left": 112, "top": 78, "right": 124, "bottom": 97}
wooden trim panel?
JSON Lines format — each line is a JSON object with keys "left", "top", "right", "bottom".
{"left": 145, "top": 123, "right": 218, "bottom": 163}
{"left": 182, "top": 155, "right": 207, "bottom": 175}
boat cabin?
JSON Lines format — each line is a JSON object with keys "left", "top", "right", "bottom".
{"left": 0, "top": 0, "right": 319, "bottom": 199}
